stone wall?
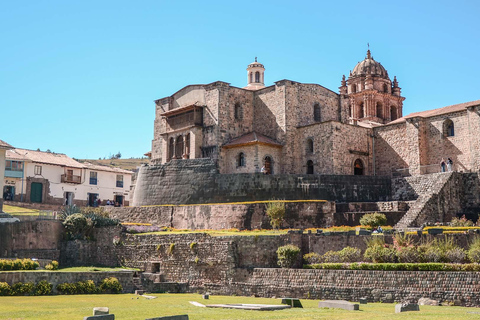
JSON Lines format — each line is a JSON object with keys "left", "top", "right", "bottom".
{"left": 0, "top": 220, "right": 63, "bottom": 260}
{"left": 109, "top": 201, "right": 335, "bottom": 230}
{"left": 0, "top": 271, "right": 134, "bottom": 294}
{"left": 132, "top": 159, "right": 392, "bottom": 206}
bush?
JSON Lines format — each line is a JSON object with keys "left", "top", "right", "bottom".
{"left": 322, "top": 250, "right": 342, "bottom": 263}
{"left": 303, "top": 252, "right": 322, "bottom": 264}
{"left": 468, "top": 247, "right": 480, "bottom": 263}
{"left": 63, "top": 213, "right": 92, "bottom": 238}
{"left": 277, "top": 244, "right": 301, "bottom": 268}
{"left": 338, "top": 247, "right": 361, "bottom": 262}
{"left": 360, "top": 212, "right": 387, "bottom": 228}
{"left": 306, "top": 262, "right": 480, "bottom": 272}
{"left": 396, "top": 246, "right": 422, "bottom": 263}
{"left": 45, "top": 260, "right": 59, "bottom": 271}
{"left": 99, "top": 277, "right": 122, "bottom": 294}
{"left": 0, "top": 259, "right": 39, "bottom": 271}
{"left": 34, "top": 280, "right": 52, "bottom": 296}
{"left": 0, "top": 282, "right": 11, "bottom": 296}
{"left": 266, "top": 201, "right": 285, "bottom": 230}
{"left": 446, "top": 248, "right": 467, "bottom": 263}
{"left": 11, "top": 282, "right": 34, "bottom": 296}
{"left": 450, "top": 215, "right": 474, "bottom": 227}
{"left": 364, "top": 245, "right": 396, "bottom": 263}
{"left": 56, "top": 282, "right": 77, "bottom": 295}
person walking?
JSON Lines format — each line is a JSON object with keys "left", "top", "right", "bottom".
{"left": 447, "top": 158, "right": 453, "bottom": 172}
{"left": 440, "top": 158, "right": 446, "bottom": 172}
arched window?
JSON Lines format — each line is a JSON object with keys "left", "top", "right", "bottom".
{"left": 307, "top": 160, "right": 314, "bottom": 174}
{"left": 444, "top": 119, "right": 454, "bottom": 137}
{"left": 348, "top": 105, "right": 352, "bottom": 118}
{"left": 390, "top": 106, "right": 397, "bottom": 121}
{"left": 354, "top": 159, "right": 364, "bottom": 175}
{"left": 185, "top": 134, "right": 190, "bottom": 158}
{"left": 383, "top": 83, "right": 388, "bottom": 93}
{"left": 376, "top": 102, "right": 383, "bottom": 118}
{"left": 264, "top": 156, "right": 273, "bottom": 174}
{"left": 169, "top": 138, "right": 175, "bottom": 160}
{"left": 307, "top": 139, "right": 314, "bottom": 153}
{"left": 234, "top": 103, "right": 243, "bottom": 120}
{"left": 351, "top": 84, "right": 357, "bottom": 93}
{"left": 249, "top": 72, "right": 253, "bottom": 83}
{"left": 237, "top": 152, "right": 245, "bottom": 167}
{"left": 175, "top": 135, "right": 184, "bottom": 159}
{"left": 255, "top": 71, "right": 260, "bottom": 83}
{"left": 314, "top": 103, "right": 321, "bottom": 122}
{"left": 358, "top": 102, "right": 364, "bottom": 118}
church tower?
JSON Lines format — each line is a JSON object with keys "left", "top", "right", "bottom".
{"left": 340, "top": 50, "right": 405, "bottom": 124}
{"left": 244, "top": 57, "right": 265, "bottom": 90}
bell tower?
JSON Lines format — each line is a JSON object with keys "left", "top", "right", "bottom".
{"left": 244, "top": 57, "right": 265, "bottom": 90}
{"left": 343, "top": 50, "right": 405, "bottom": 124}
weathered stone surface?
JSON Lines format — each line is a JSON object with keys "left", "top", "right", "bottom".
{"left": 395, "top": 303, "right": 419, "bottom": 313}
{"left": 359, "top": 298, "right": 368, "bottom": 304}
{"left": 207, "top": 304, "right": 290, "bottom": 310}
{"left": 418, "top": 298, "right": 439, "bottom": 306}
{"left": 318, "top": 300, "right": 359, "bottom": 311}
{"left": 281, "top": 298, "right": 303, "bottom": 308}
{"left": 83, "top": 315, "right": 114, "bottom": 320}
{"left": 93, "top": 307, "right": 109, "bottom": 315}
{"left": 145, "top": 315, "right": 188, "bottom": 320}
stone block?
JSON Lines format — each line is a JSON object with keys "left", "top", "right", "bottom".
{"left": 135, "top": 290, "right": 146, "bottom": 295}
{"left": 202, "top": 294, "right": 209, "bottom": 299}
{"left": 359, "top": 298, "right": 367, "bottom": 304}
{"left": 145, "top": 315, "right": 188, "bottom": 320}
{"left": 395, "top": 303, "right": 419, "bottom": 313}
{"left": 93, "top": 307, "right": 109, "bottom": 315}
{"left": 84, "top": 315, "right": 115, "bottom": 320}
{"left": 318, "top": 300, "right": 359, "bottom": 311}
{"left": 281, "top": 298, "right": 303, "bottom": 308}
{"left": 418, "top": 298, "right": 439, "bottom": 306}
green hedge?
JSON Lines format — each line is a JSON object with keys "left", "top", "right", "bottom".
{"left": 304, "top": 262, "right": 480, "bottom": 271}
{"left": 0, "top": 259, "right": 39, "bottom": 271}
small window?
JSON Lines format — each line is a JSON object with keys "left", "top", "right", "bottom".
{"left": 237, "top": 152, "right": 245, "bottom": 167}
{"left": 255, "top": 71, "right": 260, "bottom": 83}
{"left": 314, "top": 104, "right": 321, "bottom": 122}
{"left": 34, "top": 165, "right": 42, "bottom": 175}
{"left": 307, "top": 139, "right": 314, "bottom": 153}
{"left": 358, "top": 102, "right": 364, "bottom": 118}
{"left": 116, "top": 175, "right": 124, "bottom": 188}
{"left": 376, "top": 102, "right": 383, "bottom": 118}
{"left": 444, "top": 119, "right": 454, "bottom": 137}
{"left": 249, "top": 72, "right": 253, "bottom": 83}
{"left": 90, "top": 172, "right": 98, "bottom": 185}
{"left": 307, "top": 160, "right": 314, "bottom": 174}
{"left": 351, "top": 84, "right": 357, "bottom": 93}
{"left": 354, "top": 159, "right": 364, "bottom": 175}
{"left": 383, "top": 83, "right": 388, "bottom": 93}
{"left": 390, "top": 106, "right": 397, "bottom": 121}
{"left": 234, "top": 103, "right": 243, "bottom": 120}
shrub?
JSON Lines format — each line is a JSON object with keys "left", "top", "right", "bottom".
{"left": 450, "top": 215, "right": 474, "bottom": 227}
{"left": 277, "top": 244, "right": 301, "bottom": 268}
{"left": 11, "top": 282, "right": 34, "bottom": 296}
{"left": 303, "top": 252, "right": 322, "bottom": 264}
{"left": 99, "top": 277, "right": 122, "bottom": 294}
{"left": 364, "top": 245, "right": 396, "bottom": 263}
{"left": 0, "top": 282, "right": 11, "bottom": 296}
{"left": 338, "top": 247, "right": 361, "bottom": 262}
{"left": 360, "top": 212, "right": 387, "bottom": 228}
{"left": 445, "top": 248, "right": 467, "bottom": 263}
{"left": 56, "top": 282, "right": 77, "bottom": 295}
{"left": 34, "top": 280, "right": 52, "bottom": 296}
{"left": 396, "top": 246, "right": 422, "bottom": 263}
{"left": 63, "top": 213, "right": 91, "bottom": 237}
{"left": 0, "top": 259, "right": 39, "bottom": 271}
{"left": 167, "top": 243, "right": 175, "bottom": 255}
{"left": 45, "top": 260, "right": 59, "bottom": 271}
{"left": 60, "top": 204, "right": 81, "bottom": 219}
{"left": 266, "top": 201, "right": 286, "bottom": 230}
{"left": 468, "top": 247, "right": 480, "bottom": 263}
{"left": 322, "top": 250, "right": 342, "bottom": 263}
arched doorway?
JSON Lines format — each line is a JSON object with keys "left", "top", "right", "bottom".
{"left": 354, "top": 159, "right": 364, "bottom": 175}
{"left": 307, "top": 160, "right": 314, "bottom": 174}
{"left": 264, "top": 156, "right": 273, "bottom": 174}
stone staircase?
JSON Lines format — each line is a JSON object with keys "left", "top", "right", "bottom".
{"left": 394, "top": 172, "right": 454, "bottom": 230}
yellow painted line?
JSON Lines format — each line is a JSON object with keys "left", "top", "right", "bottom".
{"left": 138, "top": 199, "right": 328, "bottom": 208}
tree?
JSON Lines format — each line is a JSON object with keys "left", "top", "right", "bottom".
{"left": 266, "top": 201, "right": 285, "bottom": 230}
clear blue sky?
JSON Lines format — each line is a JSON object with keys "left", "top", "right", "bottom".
{"left": 1, "top": 0, "right": 479, "bottom": 159}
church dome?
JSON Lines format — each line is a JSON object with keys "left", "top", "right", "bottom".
{"left": 247, "top": 57, "right": 264, "bottom": 69}
{"left": 351, "top": 50, "right": 389, "bottom": 79}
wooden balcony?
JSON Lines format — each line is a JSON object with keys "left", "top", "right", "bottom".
{"left": 165, "top": 108, "right": 203, "bottom": 132}
{"left": 61, "top": 174, "right": 82, "bottom": 184}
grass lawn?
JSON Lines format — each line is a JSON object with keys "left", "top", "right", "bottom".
{"left": 2, "top": 205, "right": 41, "bottom": 216}
{"left": 0, "top": 294, "right": 479, "bottom": 320}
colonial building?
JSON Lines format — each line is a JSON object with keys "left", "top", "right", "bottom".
{"left": 149, "top": 51, "right": 479, "bottom": 177}
{"left": 0, "top": 139, "right": 14, "bottom": 213}
{"left": 3, "top": 148, "right": 133, "bottom": 207}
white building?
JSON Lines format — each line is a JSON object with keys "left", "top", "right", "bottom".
{"left": 0, "top": 139, "right": 14, "bottom": 212}
{"left": 3, "top": 149, "right": 132, "bottom": 207}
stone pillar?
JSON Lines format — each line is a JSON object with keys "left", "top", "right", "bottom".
{"left": 405, "top": 117, "right": 427, "bottom": 175}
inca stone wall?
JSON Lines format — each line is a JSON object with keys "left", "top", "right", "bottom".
{"left": 132, "top": 159, "right": 392, "bottom": 206}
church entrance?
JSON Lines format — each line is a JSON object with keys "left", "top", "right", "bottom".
{"left": 264, "top": 156, "right": 273, "bottom": 174}
{"left": 354, "top": 159, "right": 364, "bottom": 175}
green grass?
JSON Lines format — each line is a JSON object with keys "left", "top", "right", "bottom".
{"left": 2, "top": 205, "right": 41, "bottom": 216}
{"left": 0, "top": 294, "right": 478, "bottom": 320}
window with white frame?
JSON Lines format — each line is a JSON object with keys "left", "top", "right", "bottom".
{"left": 34, "top": 165, "right": 42, "bottom": 175}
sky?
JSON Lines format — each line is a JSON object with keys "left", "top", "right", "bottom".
{"left": 1, "top": 0, "right": 479, "bottom": 159}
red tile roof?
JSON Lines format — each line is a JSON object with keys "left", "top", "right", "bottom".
{"left": 6, "top": 148, "right": 84, "bottom": 168}
{"left": 389, "top": 99, "right": 480, "bottom": 124}
{"left": 223, "top": 132, "right": 283, "bottom": 149}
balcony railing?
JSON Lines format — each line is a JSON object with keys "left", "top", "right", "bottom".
{"left": 61, "top": 174, "right": 82, "bottom": 184}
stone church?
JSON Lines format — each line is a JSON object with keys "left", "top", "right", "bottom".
{"left": 150, "top": 50, "right": 480, "bottom": 177}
